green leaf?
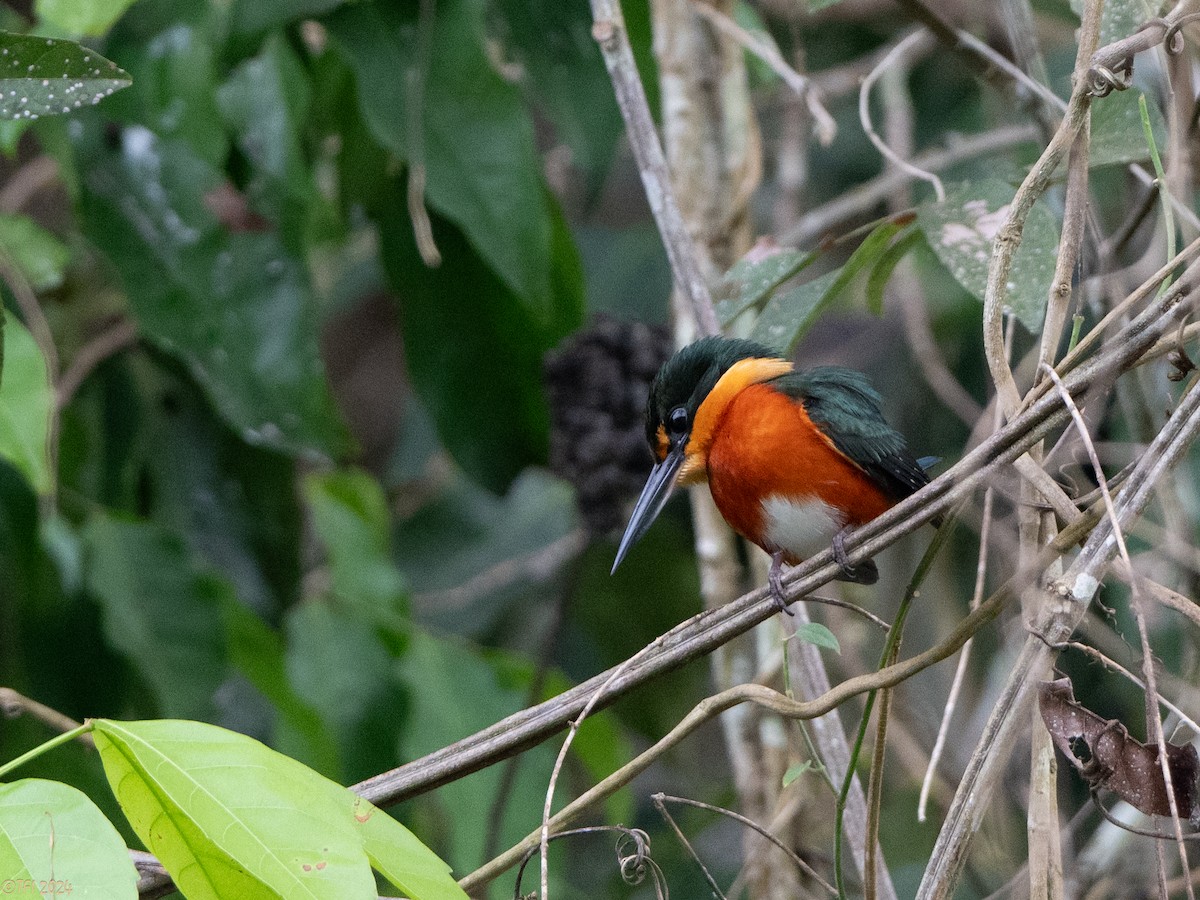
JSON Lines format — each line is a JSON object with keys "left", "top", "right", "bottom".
{"left": 865, "top": 229, "right": 923, "bottom": 315}
{"left": 222, "top": 598, "right": 342, "bottom": 777}
{"left": 715, "top": 244, "right": 821, "bottom": 327}
{"left": 378, "top": 197, "right": 580, "bottom": 492}
{"left": 0, "top": 213, "right": 70, "bottom": 291}
{"left": 303, "top": 468, "right": 407, "bottom": 633}
{"left": 215, "top": 34, "right": 315, "bottom": 236}
{"left": 102, "top": 19, "right": 226, "bottom": 167}
{"left": 749, "top": 221, "right": 908, "bottom": 351}
{"left": 0, "top": 311, "right": 52, "bottom": 494}
{"left": 283, "top": 599, "right": 401, "bottom": 779}
{"left": 35, "top": 0, "right": 138, "bottom": 36}
{"left": 0, "top": 33, "right": 129, "bottom": 120}
{"left": 93, "top": 718, "right": 378, "bottom": 900}
{"left": 0, "top": 778, "right": 139, "bottom": 899}
{"left": 93, "top": 719, "right": 466, "bottom": 900}
{"left": 78, "top": 128, "right": 348, "bottom": 459}
{"left": 1070, "top": 0, "right": 1153, "bottom": 48}
{"left": 395, "top": 632, "right": 561, "bottom": 873}
{"left": 915, "top": 179, "right": 1059, "bottom": 332}
{"left": 83, "top": 515, "right": 227, "bottom": 719}
{"left": 492, "top": 0, "right": 624, "bottom": 187}
{"left": 327, "top": 0, "right": 565, "bottom": 324}
{"left": 1089, "top": 88, "right": 1168, "bottom": 169}
{"left": 789, "top": 622, "right": 841, "bottom": 653}
{"left": 354, "top": 796, "right": 471, "bottom": 900}
{"left": 782, "top": 760, "right": 815, "bottom": 786}
{"left": 395, "top": 468, "right": 578, "bottom": 634}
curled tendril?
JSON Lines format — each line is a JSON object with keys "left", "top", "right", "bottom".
{"left": 1088, "top": 60, "right": 1133, "bottom": 97}
{"left": 512, "top": 826, "right": 668, "bottom": 899}
{"left": 1165, "top": 13, "right": 1200, "bottom": 55}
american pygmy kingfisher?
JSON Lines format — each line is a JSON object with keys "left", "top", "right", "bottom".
{"left": 611, "top": 336, "right": 934, "bottom": 612}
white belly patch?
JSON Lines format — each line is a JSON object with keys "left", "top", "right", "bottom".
{"left": 760, "top": 495, "right": 844, "bottom": 560}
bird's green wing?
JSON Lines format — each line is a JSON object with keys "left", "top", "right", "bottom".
{"left": 770, "top": 367, "right": 930, "bottom": 500}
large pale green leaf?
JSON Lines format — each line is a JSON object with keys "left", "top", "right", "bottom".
{"left": 353, "top": 796, "right": 470, "bottom": 900}
{"left": 35, "top": 0, "right": 138, "bottom": 36}
{"left": 0, "top": 213, "right": 70, "bottom": 291}
{"left": 915, "top": 179, "right": 1059, "bottom": 332}
{"left": 93, "top": 718, "right": 467, "bottom": 900}
{"left": 326, "top": 0, "right": 563, "bottom": 324}
{"left": 94, "top": 718, "right": 377, "bottom": 900}
{"left": 0, "top": 779, "right": 139, "bottom": 899}
{"left": 0, "top": 311, "right": 52, "bottom": 494}
{"left": 0, "top": 33, "right": 129, "bottom": 120}
{"left": 79, "top": 128, "right": 347, "bottom": 459}
{"left": 83, "top": 515, "right": 227, "bottom": 719}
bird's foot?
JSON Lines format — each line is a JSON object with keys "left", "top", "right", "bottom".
{"left": 832, "top": 527, "right": 857, "bottom": 580}
{"left": 769, "top": 551, "right": 794, "bottom": 616}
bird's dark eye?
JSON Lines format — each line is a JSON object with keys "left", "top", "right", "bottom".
{"left": 667, "top": 406, "right": 688, "bottom": 436}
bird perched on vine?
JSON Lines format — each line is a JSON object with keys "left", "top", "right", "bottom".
{"left": 611, "top": 336, "right": 936, "bottom": 613}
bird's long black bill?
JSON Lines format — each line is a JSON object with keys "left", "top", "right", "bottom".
{"left": 611, "top": 447, "right": 685, "bottom": 574}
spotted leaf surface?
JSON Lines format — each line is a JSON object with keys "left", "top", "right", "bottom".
{"left": 916, "top": 179, "right": 1059, "bottom": 332}
{"left": 0, "top": 33, "right": 129, "bottom": 121}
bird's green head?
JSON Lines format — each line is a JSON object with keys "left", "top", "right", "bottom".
{"left": 613, "top": 336, "right": 790, "bottom": 573}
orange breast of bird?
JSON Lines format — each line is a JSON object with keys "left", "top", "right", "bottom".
{"left": 706, "top": 383, "right": 894, "bottom": 563}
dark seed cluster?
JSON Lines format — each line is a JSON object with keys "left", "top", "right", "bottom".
{"left": 545, "top": 316, "right": 672, "bottom": 537}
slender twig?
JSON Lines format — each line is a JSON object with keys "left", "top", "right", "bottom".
{"left": 1055, "top": 640, "right": 1200, "bottom": 737}
{"left": 983, "top": 0, "right": 1103, "bottom": 418}
{"left": 589, "top": 0, "right": 718, "bottom": 335}
{"left": 653, "top": 792, "right": 837, "bottom": 895}
{"left": 652, "top": 794, "right": 727, "bottom": 899}
{"left": 539, "top": 644, "right": 651, "bottom": 900}
{"left": 0, "top": 688, "right": 94, "bottom": 749}
{"left": 919, "top": 479, "right": 997, "bottom": 821}
{"left": 1089, "top": 790, "right": 1200, "bottom": 842}
{"left": 917, "top": 371, "right": 1200, "bottom": 898}
{"left": 688, "top": 0, "right": 836, "bottom": 145}
{"left": 859, "top": 31, "right": 943, "bottom": 201}
{"left": 56, "top": 318, "right": 138, "bottom": 410}
{"left": 404, "top": 0, "right": 440, "bottom": 266}
{"left": 781, "top": 125, "right": 1039, "bottom": 248}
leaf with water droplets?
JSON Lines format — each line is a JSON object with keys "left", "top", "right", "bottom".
{"left": 0, "top": 33, "right": 129, "bottom": 121}
{"left": 716, "top": 242, "right": 820, "bottom": 327}
{"left": 748, "top": 220, "right": 910, "bottom": 352}
{"left": 916, "top": 179, "right": 1059, "bottom": 332}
